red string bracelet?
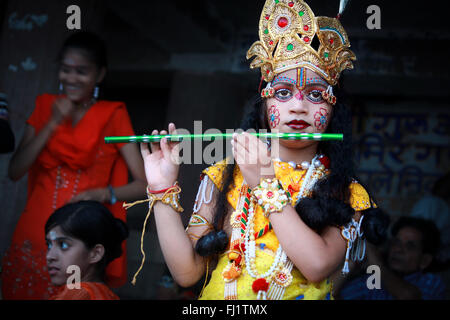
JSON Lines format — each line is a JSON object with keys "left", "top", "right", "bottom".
{"left": 146, "top": 185, "right": 171, "bottom": 194}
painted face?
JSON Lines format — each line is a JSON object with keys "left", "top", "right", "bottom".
{"left": 266, "top": 68, "right": 332, "bottom": 136}
{"left": 58, "top": 49, "right": 102, "bottom": 103}
{"left": 45, "top": 226, "right": 93, "bottom": 286}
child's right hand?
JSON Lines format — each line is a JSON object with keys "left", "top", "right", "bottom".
{"left": 140, "top": 123, "right": 181, "bottom": 191}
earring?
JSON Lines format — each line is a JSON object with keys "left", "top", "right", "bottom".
{"left": 59, "top": 83, "right": 64, "bottom": 94}
{"left": 93, "top": 86, "right": 99, "bottom": 99}
{"left": 322, "top": 86, "right": 337, "bottom": 106}
{"left": 261, "top": 83, "right": 274, "bottom": 98}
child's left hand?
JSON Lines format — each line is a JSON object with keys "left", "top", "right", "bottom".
{"left": 231, "top": 132, "right": 275, "bottom": 188}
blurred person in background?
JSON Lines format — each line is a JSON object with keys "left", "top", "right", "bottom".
{"left": 2, "top": 31, "right": 146, "bottom": 299}
{"left": 334, "top": 216, "right": 446, "bottom": 300}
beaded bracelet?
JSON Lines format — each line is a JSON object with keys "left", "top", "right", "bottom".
{"left": 251, "top": 178, "right": 291, "bottom": 218}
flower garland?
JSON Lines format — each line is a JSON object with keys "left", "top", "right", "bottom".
{"left": 223, "top": 154, "right": 329, "bottom": 300}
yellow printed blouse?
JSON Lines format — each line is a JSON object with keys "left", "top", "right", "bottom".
{"left": 199, "top": 159, "right": 373, "bottom": 300}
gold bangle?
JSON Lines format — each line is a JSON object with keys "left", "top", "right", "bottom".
{"left": 251, "top": 178, "right": 290, "bottom": 218}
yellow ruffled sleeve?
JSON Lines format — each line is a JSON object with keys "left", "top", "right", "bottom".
{"left": 202, "top": 158, "right": 230, "bottom": 191}
{"left": 340, "top": 181, "right": 376, "bottom": 274}
{"left": 349, "top": 181, "right": 376, "bottom": 212}
{"left": 202, "top": 158, "right": 244, "bottom": 211}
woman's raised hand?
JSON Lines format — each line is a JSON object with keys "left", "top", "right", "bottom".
{"left": 50, "top": 98, "right": 75, "bottom": 125}
{"left": 140, "top": 123, "right": 181, "bottom": 190}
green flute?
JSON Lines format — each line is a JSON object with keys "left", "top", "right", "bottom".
{"left": 105, "top": 133, "right": 343, "bottom": 144}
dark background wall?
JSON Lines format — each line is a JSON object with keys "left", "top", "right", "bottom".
{"left": 1, "top": 0, "right": 449, "bottom": 299}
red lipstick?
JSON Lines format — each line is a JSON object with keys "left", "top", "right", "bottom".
{"left": 287, "top": 120, "right": 310, "bottom": 130}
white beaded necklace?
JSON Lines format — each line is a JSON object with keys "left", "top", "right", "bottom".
{"left": 241, "top": 155, "right": 327, "bottom": 300}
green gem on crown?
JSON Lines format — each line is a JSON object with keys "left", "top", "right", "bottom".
{"left": 299, "top": 11, "right": 304, "bottom": 16}
{"left": 287, "top": 44, "right": 294, "bottom": 51}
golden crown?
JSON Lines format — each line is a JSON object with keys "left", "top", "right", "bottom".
{"left": 247, "top": 0, "right": 356, "bottom": 86}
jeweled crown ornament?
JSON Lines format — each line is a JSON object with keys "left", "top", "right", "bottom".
{"left": 247, "top": 0, "right": 356, "bottom": 86}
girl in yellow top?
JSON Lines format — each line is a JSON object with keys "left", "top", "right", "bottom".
{"left": 139, "top": 0, "right": 389, "bottom": 300}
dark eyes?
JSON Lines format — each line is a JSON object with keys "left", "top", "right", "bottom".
{"left": 274, "top": 88, "right": 324, "bottom": 103}
{"left": 46, "top": 240, "right": 70, "bottom": 251}
{"left": 274, "top": 88, "right": 292, "bottom": 101}
{"left": 308, "top": 89, "right": 324, "bottom": 103}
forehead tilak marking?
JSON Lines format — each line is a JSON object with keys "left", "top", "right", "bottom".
{"left": 271, "top": 70, "right": 328, "bottom": 88}
{"left": 49, "top": 231, "right": 57, "bottom": 241}
{"left": 297, "top": 67, "right": 307, "bottom": 91}
{"left": 272, "top": 75, "right": 297, "bottom": 86}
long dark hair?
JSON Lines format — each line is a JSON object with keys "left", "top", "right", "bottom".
{"left": 195, "top": 83, "right": 390, "bottom": 256}
{"left": 45, "top": 201, "right": 129, "bottom": 279}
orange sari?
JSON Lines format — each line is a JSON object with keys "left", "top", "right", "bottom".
{"left": 50, "top": 282, "right": 119, "bottom": 300}
{"left": 2, "top": 94, "right": 133, "bottom": 299}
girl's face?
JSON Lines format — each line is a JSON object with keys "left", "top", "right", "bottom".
{"left": 45, "top": 226, "right": 101, "bottom": 286}
{"left": 265, "top": 68, "right": 332, "bottom": 147}
{"left": 58, "top": 49, "right": 104, "bottom": 104}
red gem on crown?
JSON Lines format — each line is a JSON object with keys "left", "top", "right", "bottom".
{"left": 277, "top": 17, "right": 289, "bottom": 28}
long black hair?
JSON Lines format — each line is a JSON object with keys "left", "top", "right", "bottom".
{"left": 195, "top": 82, "right": 390, "bottom": 257}
{"left": 45, "top": 200, "right": 129, "bottom": 279}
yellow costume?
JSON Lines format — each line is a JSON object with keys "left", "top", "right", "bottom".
{"left": 199, "top": 159, "right": 373, "bottom": 300}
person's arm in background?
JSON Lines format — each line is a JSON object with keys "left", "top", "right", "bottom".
{"left": 69, "top": 105, "right": 147, "bottom": 204}
{"left": 69, "top": 142, "right": 147, "bottom": 203}
{"left": 8, "top": 98, "right": 74, "bottom": 181}
{"left": 113, "top": 143, "right": 147, "bottom": 201}
{"left": 366, "top": 242, "right": 423, "bottom": 299}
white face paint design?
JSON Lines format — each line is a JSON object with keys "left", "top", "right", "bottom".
{"left": 49, "top": 231, "right": 57, "bottom": 241}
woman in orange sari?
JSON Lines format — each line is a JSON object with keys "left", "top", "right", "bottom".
{"left": 2, "top": 31, "right": 147, "bottom": 299}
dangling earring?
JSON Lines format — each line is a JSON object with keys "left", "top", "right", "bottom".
{"left": 93, "top": 85, "right": 99, "bottom": 100}
{"left": 261, "top": 82, "right": 274, "bottom": 99}
{"left": 59, "top": 83, "right": 64, "bottom": 94}
{"left": 322, "top": 85, "right": 337, "bottom": 106}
